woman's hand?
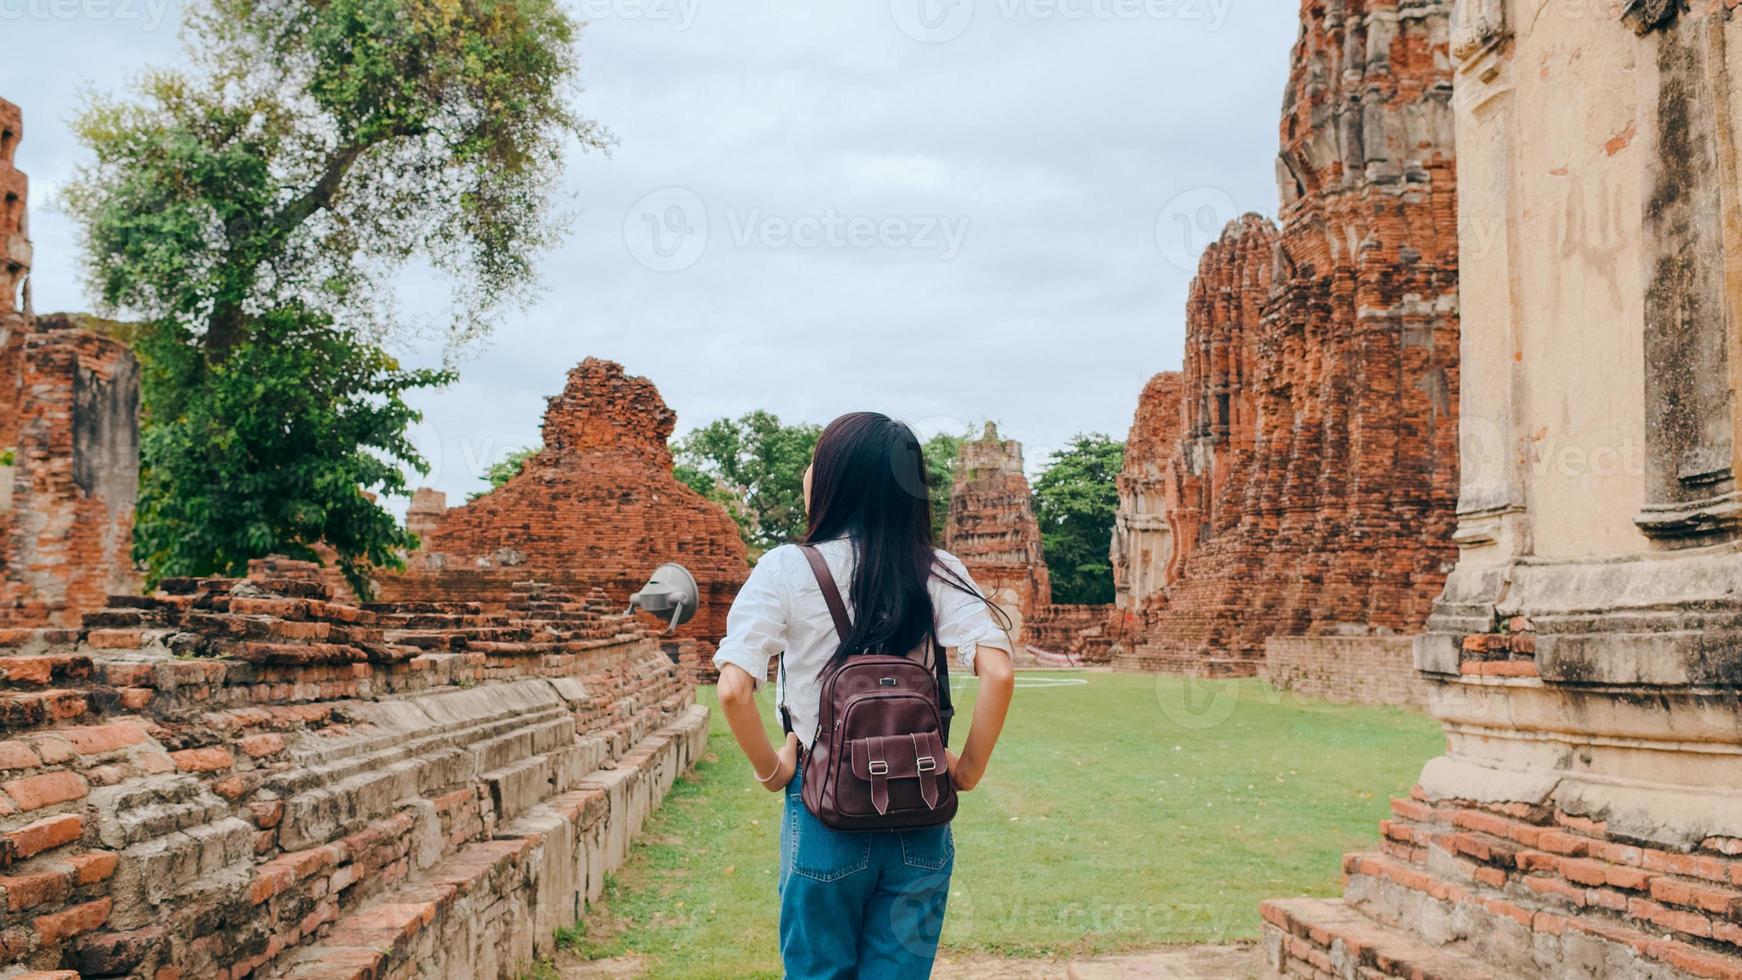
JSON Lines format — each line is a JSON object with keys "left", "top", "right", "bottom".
{"left": 758, "top": 732, "right": 801, "bottom": 792}
{"left": 947, "top": 648, "right": 1014, "bottom": 793}
{"left": 946, "top": 749, "right": 981, "bottom": 791}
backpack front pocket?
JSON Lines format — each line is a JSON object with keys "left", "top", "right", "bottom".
{"left": 847, "top": 729, "right": 949, "bottom": 816}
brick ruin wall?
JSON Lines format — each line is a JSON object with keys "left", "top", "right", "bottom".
{"left": 942, "top": 424, "right": 1049, "bottom": 651}
{"left": 0, "top": 98, "right": 142, "bottom": 630}
{"left": 1260, "top": 636, "right": 1429, "bottom": 710}
{"left": 0, "top": 556, "right": 707, "bottom": 978}
{"left": 1114, "top": 0, "right": 1460, "bottom": 678}
{"left": 379, "top": 358, "right": 749, "bottom": 675}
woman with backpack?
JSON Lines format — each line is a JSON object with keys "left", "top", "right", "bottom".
{"left": 714, "top": 412, "right": 1018, "bottom": 979}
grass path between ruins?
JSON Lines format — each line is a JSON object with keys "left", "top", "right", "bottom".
{"left": 543, "top": 671, "right": 1443, "bottom": 979}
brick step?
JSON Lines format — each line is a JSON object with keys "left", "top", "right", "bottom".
{"left": 1343, "top": 851, "right": 1742, "bottom": 980}
{"left": 0, "top": 631, "right": 84, "bottom": 655}
{"left": 1381, "top": 799, "right": 1742, "bottom": 953}
{"left": 0, "top": 654, "right": 94, "bottom": 692}
{"left": 1260, "top": 897, "right": 1494, "bottom": 980}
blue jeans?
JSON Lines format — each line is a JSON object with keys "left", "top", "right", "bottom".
{"left": 779, "top": 766, "right": 955, "bottom": 979}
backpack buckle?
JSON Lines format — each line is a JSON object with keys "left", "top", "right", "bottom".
{"left": 869, "top": 759, "right": 890, "bottom": 776}
{"left": 916, "top": 755, "right": 937, "bottom": 773}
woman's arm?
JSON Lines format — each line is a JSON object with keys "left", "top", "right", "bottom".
{"left": 718, "top": 664, "right": 799, "bottom": 791}
{"left": 947, "top": 646, "right": 1015, "bottom": 790}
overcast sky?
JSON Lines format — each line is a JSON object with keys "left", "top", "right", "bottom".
{"left": 2, "top": 0, "right": 1294, "bottom": 509}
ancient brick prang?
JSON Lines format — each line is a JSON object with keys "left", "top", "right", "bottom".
{"left": 381, "top": 359, "right": 750, "bottom": 666}
{"left": 0, "top": 557, "right": 706, "bottom": 977}
{"left": 1116, "top": 0, "right": 1459, "bottom": 676}
{"left": 1, "top": 97, "right": 29, "bottom": 319}
{"left": 943, "top": 423, "right": 1048, "bottom": 649}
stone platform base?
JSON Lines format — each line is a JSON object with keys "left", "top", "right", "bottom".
{"left": 270, "top": 705, "right": 709, "bottom": 979}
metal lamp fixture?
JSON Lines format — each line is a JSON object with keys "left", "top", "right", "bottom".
{"left": 626, "top": 562, "right": 700, "bottom": 635}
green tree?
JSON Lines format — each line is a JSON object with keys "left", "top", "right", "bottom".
{"left": 64, "top": 0, "right": 608, "bottom": 596}
{"left": 922, "top": 431, "right": 967, "bottom": 543}
{"left": 470, "top": 446, "right": 540, "bottom": 501}
{"left": 1032, "top": 434, "right": 1126, "bottom": 605}
{"left": 673, "top": 413, "right": 821, "bottom": 558}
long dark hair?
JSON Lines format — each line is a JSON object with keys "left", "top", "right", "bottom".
{"left": 803, "top": 412, "right": 1007, "bottom": 658}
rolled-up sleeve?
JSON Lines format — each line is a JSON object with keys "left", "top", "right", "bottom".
{"left": 712, "top": 549, "right": 789, "bottom": 688}
{"left": 933, "top": 554, "right": 1012, "bottom": 673}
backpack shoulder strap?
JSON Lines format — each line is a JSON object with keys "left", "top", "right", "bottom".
{"left": 799, "top": 544, "right": 853, "bottom": 640}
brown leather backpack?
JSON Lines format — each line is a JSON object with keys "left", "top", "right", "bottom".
{"left": 783, "top": 544, "right": 957, "bottom": 831}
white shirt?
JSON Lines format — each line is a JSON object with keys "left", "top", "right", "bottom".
{"left": 712, "top": 538, "right": 1012, "bottom": 746}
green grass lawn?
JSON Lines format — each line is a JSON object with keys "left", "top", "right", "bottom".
{"left": 565, "top": 672, "right": 1443, "bottom": 978}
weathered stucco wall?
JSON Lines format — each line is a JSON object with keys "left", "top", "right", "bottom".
{"left": 1110, "top": 372, "right": 1183, "bottom": 612}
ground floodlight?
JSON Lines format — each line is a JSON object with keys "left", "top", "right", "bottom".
{"left": 627, "top": 562, "right": 700, "bottom": 634}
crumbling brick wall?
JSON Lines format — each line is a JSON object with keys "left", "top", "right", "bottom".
{"left": 380, "top": 359, "right": 750, "bottom": 662}
{"left": 943, "top": 423, "right": 1049, "bottom": 649}
{"left": 1025, "top": 603, "right": 1118, "bottom": 665}
{"left": 1115, "top": 0, "right": 1459, "bottom": 677}
{"left": 0, "top": 99, "right": 142, "bottom": 630}
{"left": 0, "top": 319, "right": 142, "bottom": 628}
{"left": 0, "top": 557, "right": 708, "bottom": 977}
